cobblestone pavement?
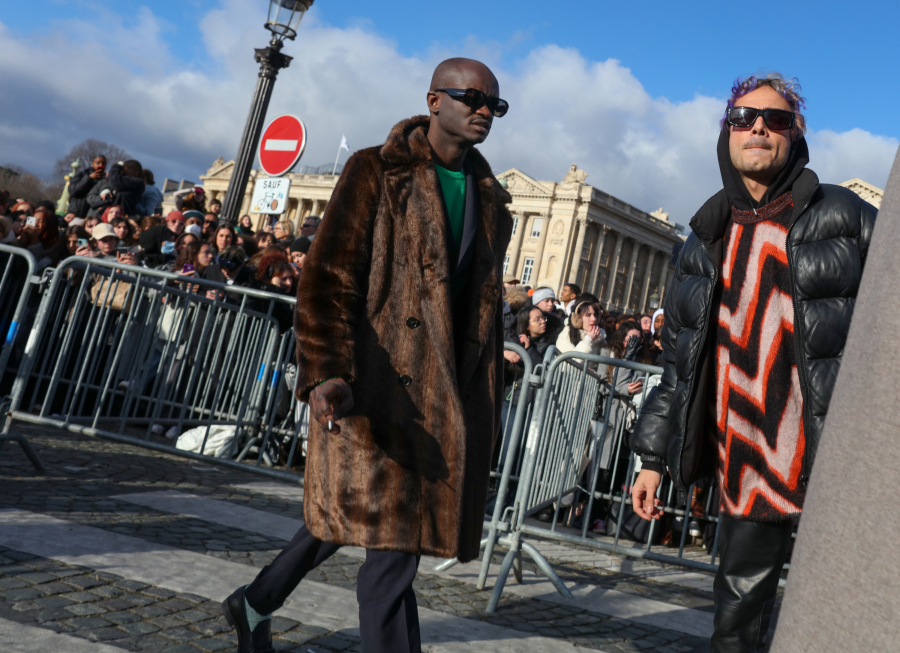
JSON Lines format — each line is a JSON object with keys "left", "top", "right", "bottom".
{"left": 0, "top": 425, "right": 782, "bottom": 652}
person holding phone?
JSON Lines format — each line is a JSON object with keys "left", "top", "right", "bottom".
{"left": 67, "top": 155, "right": 106, "bottom": 218}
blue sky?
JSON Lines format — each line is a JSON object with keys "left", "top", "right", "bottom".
{"left": 11, "top": 0, "right": 896, "bottom": 137}
{"left": 2, "top": 1, "right": 897, "bottom": 224}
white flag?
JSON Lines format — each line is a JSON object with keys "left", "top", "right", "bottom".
{"left": 340, "top": 135, "right": 350, "bottom": 151}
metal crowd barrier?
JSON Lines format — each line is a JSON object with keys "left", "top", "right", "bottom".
{"left": 0, "top": 256, "right": 307, "bottom": 481}
{"left": 440, "top": 345, "right": 734, "bottom": 612}
{"left": 0, "top": 244, "right": 45, "bottom": 470}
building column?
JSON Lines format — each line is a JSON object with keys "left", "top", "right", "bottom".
{"left": 531, "top": 212, "right": 551, "bottom": 283}
{"left": 567, "top": 217, "right": 588, "bottom": 288}
{"left": 588, "top": 227, "right": 608, "bottom": 296}
{"left": 508, "top": 213, "right": 527, "bottom": 277}
{"left": 622, "top": 240, "right": 642, "bottom": 311}
{"left": 659, "top": 261, "right": 674, "bottom": 306}
{"left": 638, "top": 249, "right": 659, "bottom": 313}
{"left": 603, "top": 233, "right": 625, "bottom": 308}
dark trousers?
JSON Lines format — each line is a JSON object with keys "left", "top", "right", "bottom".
{"left": 710, "top": 515, "right": 794, "bottom": 653}
{"left": 244, "top": 524, "right": 421, "bottom": 653}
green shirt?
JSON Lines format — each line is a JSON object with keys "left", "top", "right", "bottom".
{"left": 435, "top": 165, "right": 466, "bottom": 272}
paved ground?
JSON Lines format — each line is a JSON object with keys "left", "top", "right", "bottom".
{"left": 0, "top": 425, "right": 783, "bottom": 652}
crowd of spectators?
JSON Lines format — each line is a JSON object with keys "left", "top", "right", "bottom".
{"left": 497, "top": 274, "right": 668, "bottom": 535}
{"left": 0, "top": 156, "right": 318, "bottom": 313}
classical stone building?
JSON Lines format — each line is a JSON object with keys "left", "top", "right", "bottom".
{"left": 191, "top": 158, "right": 339, "bottom": 229}
{"left": 498, "top": 165, "right": 685, "bottom": 314}
{"left": 839, "top": 178, "right": 884, "bottom": 209}
{"left": 196, "top": 158, "right": 887, "bottom": 317}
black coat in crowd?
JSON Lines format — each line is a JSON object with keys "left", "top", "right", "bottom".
{"left": 630, "top": 133, "right": 877, "bottom": 500}
{"left": 66, "top": 169, "right": 99, "bottom": 218}
{"left": 108, "top": 163, "right": 145, "bottom": 217}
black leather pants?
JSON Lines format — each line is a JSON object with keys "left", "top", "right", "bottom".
{"left": 710, "top": 515, "right": 794, "bottom": 653}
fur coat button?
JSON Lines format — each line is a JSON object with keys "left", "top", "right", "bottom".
{"left": 406, "top": 317, "right": 421, "bottom": 329}
{"left": 399, "top": 374, "right": 413, "bottom": 387}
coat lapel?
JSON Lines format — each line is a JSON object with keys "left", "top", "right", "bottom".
{"left": 379, "top": 116, "right": 512, "bottom": 389}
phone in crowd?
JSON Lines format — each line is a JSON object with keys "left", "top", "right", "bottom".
{"left": 77, "top": 238, "right": 89, "bottom": 248}
{"left": 26, "top": 216, "right": 37, "bottom": 228}
{"left": 116, "top": 246, "right": 130, "bottom": 256}
{"left": 181, "top": 264, "right": 195, "bottom": 275}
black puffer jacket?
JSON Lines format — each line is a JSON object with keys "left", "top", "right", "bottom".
{"left": 630, "top": 168, "right": 876, "bottom": 498}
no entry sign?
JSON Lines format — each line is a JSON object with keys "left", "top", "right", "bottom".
{"left": 258, "top": 115, "right": 307, "bottom": 177}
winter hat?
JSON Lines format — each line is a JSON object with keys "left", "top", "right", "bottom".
{"left": 185, "top": 224, "right": 202, "bottom": 237}
{"left": 182, "top": 210, "right": 205, "bottom": 221}
{"left": 531, "top": 287, "right": 555, "bottom": 306}
{"left": 290, "top": 236, "right": 311, "bottom": 254}
{"left": 651, "top": 308, "right": 665, "bottom": 334}
{"left": 167, "top": 210, "right": 186, "bottom": 223}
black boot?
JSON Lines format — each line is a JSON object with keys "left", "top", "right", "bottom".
{"left": 222, "top": 586, "right": 275, "bottom": 653}
{"left": 709, "top": 516, "right": 794, "bottom": 653}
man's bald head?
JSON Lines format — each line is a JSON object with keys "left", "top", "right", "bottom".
{"left": 430, "top": 58, "right": 498, "bottom": 94}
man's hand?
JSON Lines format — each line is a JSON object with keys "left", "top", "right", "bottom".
{"left": 503, "top": 350, "right": 521, "bottom": 364}
{"left": 631, "top": 469, "right": 663, "bottom": 520}
{"left": 308, "top": 378, "right": 354, "bottom": 434}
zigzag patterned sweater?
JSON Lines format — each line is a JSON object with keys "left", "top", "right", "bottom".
{"left": 715, "top": 191, "right": 806, "bottom": 521}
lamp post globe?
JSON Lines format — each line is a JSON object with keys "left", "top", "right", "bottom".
{"left": 220, "top": 0, "right": 315, "bottom": 227}
{"left": 266, "top": 0, "right": 313, "bottom": 41}
{"left": 649, "top": 291, "right": 660, "bottom": 310}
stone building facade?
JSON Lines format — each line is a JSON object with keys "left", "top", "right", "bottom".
{"left": 499, "top": 165, "right": 685, "bottom": 314}
{"left": 195, "top": 160, "right": 888, "bottom": 317}
{"left": 195, "top": 157, "right": 337, "bottom": 229}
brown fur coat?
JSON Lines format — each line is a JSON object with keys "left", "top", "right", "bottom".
{"left": 294, "top": 116, "right": 513, "bottom": 562}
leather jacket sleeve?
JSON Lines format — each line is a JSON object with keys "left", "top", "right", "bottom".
{"left": 628, "top": 255, "right": 684, "bottom": 471}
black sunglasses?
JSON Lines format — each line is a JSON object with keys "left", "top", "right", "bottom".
{"left": 726, "top": 106, "right": 795, "bottom": 131}
{"left": 436, "top": 88, "right": 509, "bottom": 117}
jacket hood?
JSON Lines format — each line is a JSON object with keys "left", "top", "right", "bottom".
{"left": 717, "top": 128, "right": 809, "bottom": 212}
{"left": 691, "top": 130, "right": 815, "bottom": 253}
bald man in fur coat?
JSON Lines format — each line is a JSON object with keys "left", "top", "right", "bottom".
{"left": 223, "top": 58, "right": 513, "bottom": 653}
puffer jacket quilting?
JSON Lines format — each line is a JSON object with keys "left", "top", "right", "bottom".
{"left": 630, "top": 174, "right": 876, "bottom": 498}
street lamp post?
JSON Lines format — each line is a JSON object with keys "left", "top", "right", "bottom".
{"left": 220, "top": 0, "right": 314, "bottom": 227}
{"left": 649, "top": 291, "right": 660, "bottom": 310}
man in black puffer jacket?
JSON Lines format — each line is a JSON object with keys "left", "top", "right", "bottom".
{"left": 629, "top": 73, "right": 877, "bottom": 653}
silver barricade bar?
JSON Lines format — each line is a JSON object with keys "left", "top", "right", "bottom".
{"left": 471, "top": 347, "right": 734, "bottom": 613}
{"left": 0, "top": 244, "right": 46, "bottom": 471}
{"left": 3, "top": 256, "right": 304, "bottom": 482}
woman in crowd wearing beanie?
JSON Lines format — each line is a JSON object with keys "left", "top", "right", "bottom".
{"left": 289, "top": 236, "right": 311, "bottom": 271}
{"left": 236, "top": 214, "right": 254, "bottom": 237}
{"left": 556, "top": 298, "right": 606, "bottom": 356}
{"left": 182, "top": 211, "right": 204, "bottom": 230}
{"left": 528, "top": 287, "right": 565, "bottom": 352}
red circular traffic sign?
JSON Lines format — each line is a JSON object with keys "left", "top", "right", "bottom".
{"left": 258, "top": 115, "right": 307, "bottom": 177}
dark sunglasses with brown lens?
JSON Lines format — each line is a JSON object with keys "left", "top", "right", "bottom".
{"left": 436, "top": 88, "right": 509, "bottom": 117}
{"left": 726, "top": 106, "right": 795, "bottom": 131}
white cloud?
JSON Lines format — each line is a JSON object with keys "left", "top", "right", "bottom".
{"left": 0, "top": 4, "right": 896, "bottom": 228}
